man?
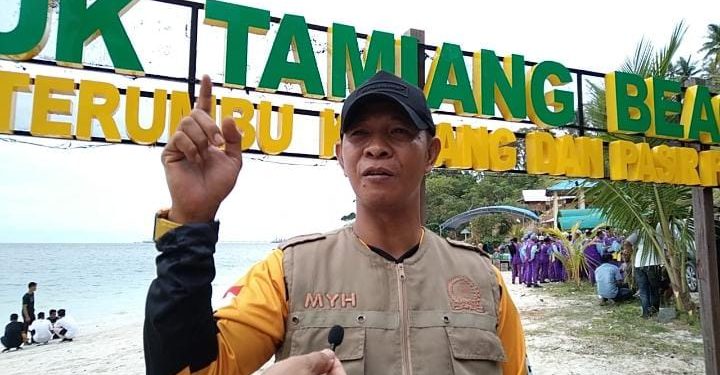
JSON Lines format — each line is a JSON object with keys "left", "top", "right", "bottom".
{"left": 29, "top": 312, "right": 52, "bottom": 344}
{"left": 537, "top": 237, "right": 551, "bottom": 283}
{"left": 627, "top": 231, "right": 662, "bottom": 318}
{"left": 509, "top": 237, "right": 521, "bottom": 284}
{"left": 144, "top": 71, "right": 528, "bottom": 375}
{"left": 550, "top": 238, "right": 566, "bottom": 282}
{"left": 583, "top": 234, "right": 603, "bottom": 285}
{"left": 48, "top": 309, "right": 60, "bottom": 339}
{"left": 53, "top": 309, "right": 78, "bottom": 342}
{"left": 594, "top": 254, "right": 633, "bottom": 304}
{"left": 522, "top": 235, "right": 540, "bottom": 288}
{"left": 1, "top": 314, "right": 25, "bottom": 352}
{"left": 47, "top": 309, "right": 59, "bottom": 325}
{"left": 22, "top": 282, "right": 36, "bottom": 342}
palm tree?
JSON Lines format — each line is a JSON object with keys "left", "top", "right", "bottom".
{"left": 700, "top": 23, "right": 720, "bottom": 68}
{"left": 671, "top": 55, "right": 702, "bottom": 85}
{"left": 584, "top": 22, "right": 696, "bottom": 313}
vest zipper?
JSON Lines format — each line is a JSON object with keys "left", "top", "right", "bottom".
{"left": 396, "top": 263, "right": 412, "bottom": 375}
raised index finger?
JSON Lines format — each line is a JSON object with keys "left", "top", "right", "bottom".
{"left": 195, "top": 74, "right": 213, "bottom": 114}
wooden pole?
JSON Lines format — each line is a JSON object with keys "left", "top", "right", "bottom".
{"left": 692, "top": 187, "right": 720, "bottom": 375}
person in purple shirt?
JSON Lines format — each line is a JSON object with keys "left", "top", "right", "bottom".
{"left": 584, "top": 232, "right": 604, "bottom": 285}
{"left": 537, "top": 237, "right": 552, "bottom": 283}
{"left": 524, "top": 235, "right": 541, "bottom": 288}
{"left": 551, "top": 239, "right": 567, "bottom": 282}
{"left": 519, "top": 236, "right": 530, "bottom": 285}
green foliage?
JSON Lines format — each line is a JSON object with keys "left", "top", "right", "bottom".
{"left": 540, "top": 225, "right": 603, "bottom": 287}
{"left": 425, "top": 170, "right": 547, "bottom": 246}
{"left": 584, "top": 22, "right": 698, "bottom": 312}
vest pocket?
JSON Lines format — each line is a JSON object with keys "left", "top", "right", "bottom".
{"left": 289, "top": 327, "right": 365, "bottom": 374}
{"left": 445, "top": 326, "right": 506, "bottom": 374}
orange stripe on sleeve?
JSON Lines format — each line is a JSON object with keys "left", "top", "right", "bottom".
{"left": 199, "top": 249, "right": 288, "bottom": 375}
{"left": 494, "top": 267, "right": 528, "bottom": 375}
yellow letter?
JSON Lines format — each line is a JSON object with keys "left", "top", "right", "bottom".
{"left": 652, "top": 145, "right": 675, "bottom": 184}
{"left": 457, "top": 125, "right": 489, "bottom": 170}
{"left": 635, "top": 142, "right": 658, "bottom": 183}
{"left": 699, "top": 150, "right": 720, "bottom": 187}
{"left": 0, "top": 71, "right": 31, "bottom": 134}
{"left": 256, "top": 101, "right": 293, "bottom": 155}
{"left": 673, "top": 147, "right": 700, "bottom": 185}
{"left": 76, "top": 80, "right": 121, "bottom": 142}
{"left": 221, "top": 96, "right": 256, "bottom": 150}
{"left": 489, "top": 128, "right": 516, "bottom": 171}
{"left": 576, "top": 137, "right": 604, "bottom": 178}
{"left": 319, "top": 108, "right": 340, "bottom": 159}
{"left": 526, "top": 131, "right": 557, "bottom": 175}
{"left": 609, "top": 140, "right": 638, "bottom": 181}
{"left": 434, "top": 122, "right": 464, "bottom": 168}
{"left": 125, "top": 86, "right": 166, "bottom": 145}
{"left": 31, "top": 75, "right": 75, "bottom": 139}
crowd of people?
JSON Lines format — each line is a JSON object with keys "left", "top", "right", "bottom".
{"left": 1, "top": 282, "right": 79, "bottom": 352}
{"left": 503, "top": 228, "right": 666, "bottom": 319}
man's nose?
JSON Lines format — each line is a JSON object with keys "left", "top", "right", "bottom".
{"left": 363, "top": 135, "right": 392, "bottom": 158}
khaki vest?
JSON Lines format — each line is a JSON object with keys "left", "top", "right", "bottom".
{"left": 276, "top": 227, "right": 506, "bottom": 375}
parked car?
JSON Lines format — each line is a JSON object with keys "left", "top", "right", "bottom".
{"left": 684, "top": 220, "right": 720, "bottom": 293}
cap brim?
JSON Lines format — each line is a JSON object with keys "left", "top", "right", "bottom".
{"left": 342, "top": 92, "right": 429, "bottom": 135}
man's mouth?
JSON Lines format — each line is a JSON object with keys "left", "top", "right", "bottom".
{"left": 362, "top": 167, "right": 394, "bottom": 177}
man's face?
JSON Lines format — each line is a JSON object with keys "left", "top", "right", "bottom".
{"left": 336, "top": 100, "right": 440, "bottom": 210}
{"left": 30, "top": 285, "right": 36, "bottom": 293}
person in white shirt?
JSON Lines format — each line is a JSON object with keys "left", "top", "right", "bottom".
{"left": 53, "top": 309, "right": 78, "bottom": 342}
{"left": 627, "top": 231, "right": 663, "bottom": 318}
{"left": 28, "top": 312, "right": 52, "bottom": 344}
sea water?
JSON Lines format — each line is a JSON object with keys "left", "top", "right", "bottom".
{"left": 0, "top": 242, "right": 273, "bottom": 333}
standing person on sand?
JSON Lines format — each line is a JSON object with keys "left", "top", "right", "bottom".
{"left": 144, "top": 71, "right": 529, "bottom": 375}
{"left": 22, "top": 282, "right": 36, "bottom": 344}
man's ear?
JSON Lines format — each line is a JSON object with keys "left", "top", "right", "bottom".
{"left": 335, "top": 141, "right": 346, "bottom": 175}
{"left": 425, "top": 135, "right": 441, "bottom": 173}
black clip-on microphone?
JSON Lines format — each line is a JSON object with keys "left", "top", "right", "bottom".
{"left": 328, "top": 325, "right": 344, "bottom": 352}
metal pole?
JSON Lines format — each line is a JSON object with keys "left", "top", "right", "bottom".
{"left": 405, "top": 28, "right": 427, "bottom": 225}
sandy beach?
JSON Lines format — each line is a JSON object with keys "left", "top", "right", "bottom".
{"left": 0, "top": 271, "right": 705, "bottom": 375}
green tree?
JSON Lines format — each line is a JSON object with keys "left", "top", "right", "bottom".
{"left": 425, "top": 170, "right": 547, "bottom": 246}
{"left": 585, "top": 22, "right": 695, "bottom": 313}
{"left": 700, "top": 23, "right": 720, "bottom": 67}
{"left": 671, "top": 55, "right": 701, "bottom": 84}
{"left": 700, "top": 24, "right": 720, "bottom": 92}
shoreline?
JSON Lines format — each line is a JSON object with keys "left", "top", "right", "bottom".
{"left": 1, "top": 271, "right": 704, "bottom": 375}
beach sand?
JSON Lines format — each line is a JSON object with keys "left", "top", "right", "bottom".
{"left": 0, "top": 323, "right": 145, "bottom": 375}
{"left": 0, "top": 271, "right": 705, "bottom": 374}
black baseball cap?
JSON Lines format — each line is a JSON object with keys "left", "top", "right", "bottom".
{"left": 341, "top": 71, "right": 435, "bottom": 136}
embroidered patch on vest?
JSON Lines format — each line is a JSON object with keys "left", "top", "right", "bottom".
{"left": 304, "top": 292, "right": 357, "bottom": 309}
{"left": 447, "top": 275, "right": 485, "bottom": 313}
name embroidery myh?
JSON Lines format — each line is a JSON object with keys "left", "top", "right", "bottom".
{"left": 304, "top": 292, "right": 358, "bottom": 308}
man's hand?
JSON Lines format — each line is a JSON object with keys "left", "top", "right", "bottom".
{"left": 161, "top": 75, "right": 243, "bottom": 224}
{"left": 264, "top": 350, "right": 347, "bottom": 375}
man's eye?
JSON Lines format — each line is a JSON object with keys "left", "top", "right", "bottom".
{"left": 390, "top": 127, "right": 416, "bottom": 139}
{"left": 349, "top": 129, "right": 369, "bottom": 137}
